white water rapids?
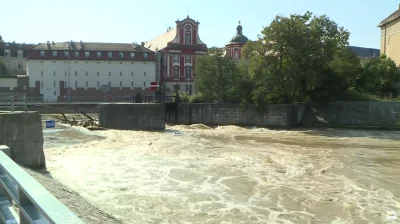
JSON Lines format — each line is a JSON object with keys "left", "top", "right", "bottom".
{"left": 42, "top": 123, "right": 400, "bottom": 224}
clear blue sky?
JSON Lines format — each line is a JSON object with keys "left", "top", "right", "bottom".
{"left": 2, "top": 0, "right": 398, "bottom": 49}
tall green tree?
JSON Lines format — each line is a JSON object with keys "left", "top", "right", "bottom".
{"left": 0, "top": 59, "right": 7, "bottom": 76}
{"left": 195, "top": 49, "right": 251, "bottom": 103}
{"left": 356, "top": 55, "right": 400, "bottom": 93}
{"left": 243, "top": 12, "right": 358, "bottom": 104}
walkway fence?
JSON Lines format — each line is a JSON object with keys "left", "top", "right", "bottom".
{"left": 0, "top": 145, "right": 84, "bottom": 224}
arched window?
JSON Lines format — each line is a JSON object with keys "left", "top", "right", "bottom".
{"left": 185, "top": 66, "right": 192, "bottom": 79}
{"left": 234, "top": 50, "right": 239, "bottom": 59}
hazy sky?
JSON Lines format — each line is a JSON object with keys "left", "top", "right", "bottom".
{"left": 1, "top": 0, "right": 397, "bottom": 49}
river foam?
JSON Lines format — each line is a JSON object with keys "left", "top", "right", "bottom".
{"left": 43, "top": 124, "right": 400, "bottom": 223}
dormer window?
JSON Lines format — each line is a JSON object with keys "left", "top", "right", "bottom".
{"left": 40, "top": 51, "right": 45, "bottom": 57}
{"left": 52, "top": 51, "right": 58, "bottom": 57}
{"left": 74, "top": 51, "right": 79, "bottom": 57}
{"left": 143, "top": 53, "right": 148, "bottom": 59}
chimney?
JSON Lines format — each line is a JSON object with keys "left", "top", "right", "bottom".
{"left": 141, "top": 42, "right": 145, "bottom": 47}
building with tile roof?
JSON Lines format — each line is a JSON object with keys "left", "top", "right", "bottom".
{"left": 225, "top": 21, "right": 249, "bottom": 60}
{"left": 379, "top": 4, "right": 400, "bottom": 66}
{"left": 145, "top": 16, "right": 208, "bottom": 96}
{"left": 27, "top": 41, "right": 156, "bottom": 102}
{"left": 0, "top": 35, "right": 35, "bottom": 76}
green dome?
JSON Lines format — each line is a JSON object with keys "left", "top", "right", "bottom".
{"left": 229, "top": 24, "right": 249, "bottom": 44}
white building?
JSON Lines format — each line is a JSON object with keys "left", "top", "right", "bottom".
{"left": 27, "top": 41, "right": 156, "bottom": 102}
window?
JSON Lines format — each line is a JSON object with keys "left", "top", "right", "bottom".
{"left": 143, "top": 53, "right": 148, "bottom": 59}
{"left": 54, "top": 91, "right": 56, "bottom": 96}
{"left": 17, "top": 50, "right": 23, "bottom": 58}
{"left": 85, "top": 52, "right": 90, "bottom": 57}
{"left": 119, "top": 52, "right": 124, "bottom": 58}
{"left": 53, "top": 71, "right": 56, "bottom": 76}
{"left": 120, "top": 71, "right": 122, "bottom": 76}
{"left": 130, "top": 53, "right": 135, "bottom": 58}
{"left": 52, "top": 51, "right": 58, "bottom": 57}
{"left": 40, "top": 51, "right": 45, "bottom": 56}
{"left": 97, "top": 81, "right": 100, "bottom": 87}
{"left": 143, "top": 72, "right": 146, "bottom": 76}
{"left": 185, "top": 55, "right": 191, "bottom": 63}
{"left": 97, "top": 71, "right": 100, "bottom": 76}
{"left": 86, "top": 81, "right": 88, "bottom": 87}
{"left": 64, "top": 82, "right": 68, "bottom": 88}
{"left": 40, "top": 81, "right": 43, "bottom": 88}
{"left": 75, "top": 81, "right": 78, "bottom": 87}
{"left": 74, "top": 51, "right": 79, "bottom": 57}
{"left": 41, "top": 71, "right": 43, "bottom": 77}
{"left": 53, "top": 81, "right": 56, "bottom": 87}
{"left": 64, "top": 51, "right": 69, "bottom": 57}
{"left": 185, "top": 66, "right": 191, "bottom": 79}
{"left": 108, "top": 52, "right": 112, "bottom": 58}
{"left": 131, "top": 71, "right": 134, "bottom": 76}
{"left": 75, "top": 71, "right": 78, "bottom": 76}
{"left": 185, "top": 32, "right": 191, "bottom": 45}
{"left": 131, "top": 81, "right": 134, "bottom": 87}
{"left": 18, "top": 62, "right": 22, "bottom": 69}
{"left": 65, "top": 71, "right": 67, "bottom": 76}
{"left": 174, "top": 85, "right": 180, "bottom": 93}
{"left": 173, "top": 67, "right": 179, "bottom": 78}
{"left": 120, "top": 81, "right": 122, "bottom": 87}
{"left": 108, "top": 72, "right": 111, "bottom": 76}
{"left": 109, "top": 81, "right": 111, "bottom": 87}
{"left": 97, "top": 52, "right": 102, "bottom": 57}
{"left": 173, "top": 54, "right": 179, "bottom": 63}
{"left": 143, "top": 81, "right": 146, "bottom": 87}
{"left": 86, "top": 71, "right": 88, "bottom": 76}
{"left": 234, "top": 51, "right": 239, "bottom": 59}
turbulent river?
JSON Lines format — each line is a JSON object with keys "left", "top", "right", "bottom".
{"left": 42, "top": 122, "right": 400, "bottom": 224}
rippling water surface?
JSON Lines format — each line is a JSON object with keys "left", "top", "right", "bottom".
{"left": 42, "top": 122, "right": 400, "bottom": 224}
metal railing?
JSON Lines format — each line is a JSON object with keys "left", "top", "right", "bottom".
{"left": 0, "top": 145, "right": 84, "bottom": 224}
{"left": 0, "top": 93, "right": 28, "bottom": 112}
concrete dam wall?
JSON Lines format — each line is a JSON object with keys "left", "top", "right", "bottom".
{"left": 98, "top": 103, "right": 165, "bottom": 130}
{"left": 0, "top": 111, "right": 45, "bottom": 168}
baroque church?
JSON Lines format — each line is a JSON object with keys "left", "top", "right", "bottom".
{"left": 225, "top": 21, "right": 249, "bottom": 60}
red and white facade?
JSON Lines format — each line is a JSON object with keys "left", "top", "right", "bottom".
{"left": 145, "top": 16, "right": 208, "bottom": 96}
{"left": 27, "top": 41, "right": 156, "bottom": 102}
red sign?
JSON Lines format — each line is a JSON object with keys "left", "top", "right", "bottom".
{"left": 150, "top": 81, "right": 159, "bottom": 90}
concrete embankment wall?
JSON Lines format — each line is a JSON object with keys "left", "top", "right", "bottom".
{"left": 98, "top": 103, "right": 165, "bottom": 130}
{"left": 0, "top": 112, "right": 45, "bottom": 168}
{"left": 301, "top": 101, "right": 400, "bottom": 127}
{"left": 167, "top": 103, "right": 303, "bottom": 128}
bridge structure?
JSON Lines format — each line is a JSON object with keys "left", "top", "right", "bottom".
{"left": 0, "top": 145, "right": 84, "bottom": 224}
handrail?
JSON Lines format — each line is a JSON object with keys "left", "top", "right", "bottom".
{"left": 0, "top": 145, "right": 85, "bottom": 224}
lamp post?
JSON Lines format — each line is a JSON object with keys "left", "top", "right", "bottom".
{"left": 67, "top": 50, "right": 71, "bottom": 103}
{"left": 184, "top": 63, "right": 192, "bottom": 95}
